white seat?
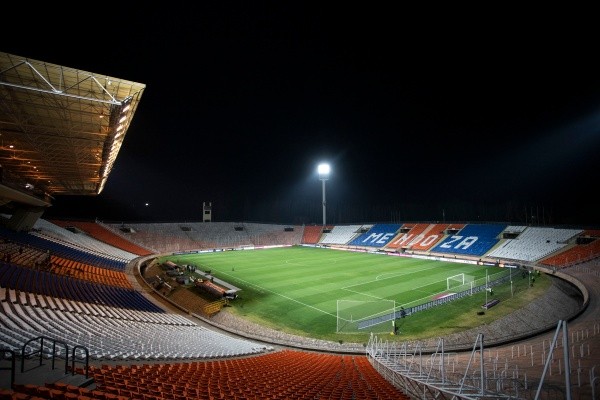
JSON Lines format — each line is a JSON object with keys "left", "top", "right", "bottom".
{"left": 27, "top": 292, "right": 37, "bottom": 307}
{"left": 8, "top": 288, "right": 17, "bottom": 303}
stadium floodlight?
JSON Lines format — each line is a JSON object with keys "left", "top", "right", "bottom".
{"left": 317, "top": 163, "right": 330, "bottom": 227}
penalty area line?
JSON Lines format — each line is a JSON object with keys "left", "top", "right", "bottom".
{"left": 220, "top": 271, "right": 336, "bottom": 318}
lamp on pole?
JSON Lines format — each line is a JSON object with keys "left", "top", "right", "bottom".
{"left": 318, "top": 163, "right": 330, "bottom": 227}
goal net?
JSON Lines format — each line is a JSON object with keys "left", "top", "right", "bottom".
{"left": 336, "top": 300, "right": 396, "bottom": 334}
{"left": 447, "top": 273, "right": 464, "bottom": 290}
{"left": 446, "top": 273, "right": 475, "bottom": 291}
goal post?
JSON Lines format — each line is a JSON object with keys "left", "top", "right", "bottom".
{"left": 447, "top": 273, "right": 465, "bottom": 290}
{"left": 447, "top": 273, "right": 476, "bottom": 292}
{"left": 336, "top": 299, "right": 396, "bottom": 334}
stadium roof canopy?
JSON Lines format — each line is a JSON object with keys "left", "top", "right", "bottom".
{"left": 0, "top": 51, "right": 145, "bottom": 209}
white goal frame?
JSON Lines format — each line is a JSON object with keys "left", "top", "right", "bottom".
{"left": 447, "top": 273, "right": 465, "bottom": 290}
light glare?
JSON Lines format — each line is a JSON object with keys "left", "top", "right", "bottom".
{"left": 318, "top": 163, "right": 330, "bottom": 175}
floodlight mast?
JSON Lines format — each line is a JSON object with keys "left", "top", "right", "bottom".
{"left": 318, "top": 163, "right": 330, "bottom": 227}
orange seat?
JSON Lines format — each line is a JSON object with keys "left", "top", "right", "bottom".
{"left": 0, "top": 389, "right": 14, "bottom": 400}
{"left": 47, "top": 382, "right": 68, "bottom": 391}
{"left": 48, "top": 388, "right": 64, "bottom": 399}
{"left": 35, "top": 386, "right": 52, "bottom": 398}
{"left": 15, "top": 384, "right": 38, "bottom": 396}
{"left": 90, "top": 390, "right": 107, "bottom": 400}
{"left": 63, "top": 385, "right": 82, "bottom": 395}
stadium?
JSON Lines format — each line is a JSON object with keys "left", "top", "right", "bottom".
{"left": 0, "top": 51, "right": 599, "bottom": 400}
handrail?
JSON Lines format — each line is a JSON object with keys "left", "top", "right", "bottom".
{"left": 72, "top": 345, "right": 89, "bottom": 378}
{"left": 51, "top": 339, "right": 69, "bottom": 375}
{"left": 20, "top": 336, "right": 69, "bottom": 375}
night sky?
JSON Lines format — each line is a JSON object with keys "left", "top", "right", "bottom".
{"left": 5, "top": 6, "right": 600, "bottom": 226}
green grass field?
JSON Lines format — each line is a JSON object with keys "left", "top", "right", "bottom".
{"left": 162, "top": 246, "right": 549, "bottom": 344}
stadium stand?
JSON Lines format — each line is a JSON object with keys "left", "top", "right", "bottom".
{"left": 16, "top": 351, "right": 409, "bottom": 400}
{"left": 384, "top": 222, "right": 430, "bottom": 251}
{"left": 49, "top": 219, "right": 154, "bottom": 257}
{"left": 1, "top": 218, "right": 600, "bottom": 399}
{"left": 1, "top": 292, "right": 270, "bottom": 360}
{"left": 320, "top": 224, "right": 363, "bottom": 245}
{"left": 301, "top": 224, "right": 327, "bottom": 245}
{"left": 31, "top": 219, "right": 140, "bottom": 263}
{"left": 347, "top": 224, "right": 401, "bottom": 248}
{"left": 404, "top": 223, "right": 455, "bottom": 251}
{"left": 487, "top": 226, "right": 583, "bottom": 262}
{"left": 431, "top": 223, "right": 507, "bottom": 257}
{"left": 539, "top": 229, "right": 600, "bottom": 268}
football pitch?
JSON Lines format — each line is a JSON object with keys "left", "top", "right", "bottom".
{"left": 163, "top": 246, "right": 543, "bottom": 343}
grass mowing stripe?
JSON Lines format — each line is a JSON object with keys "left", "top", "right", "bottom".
{"left": 215, "top": 270, "right": 336, "bottom": 317}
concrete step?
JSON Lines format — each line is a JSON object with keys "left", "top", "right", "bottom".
{"left": 1, "top": 358, "right": 94, "bottom": 390}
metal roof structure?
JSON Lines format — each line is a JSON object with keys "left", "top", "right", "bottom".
{"left": 0, "top": 51, "right": 145, "bottom": 208}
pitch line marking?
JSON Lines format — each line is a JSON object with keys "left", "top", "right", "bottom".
{"left": 342, "top": 263, "right": 441, "bottom": 291}
{"left": 341, "top": 264, "right": 451, "bottom": 302}
{"left": 220, "top": 271, "right": 336, "bottom": 318}
{"left": 283, "top": 256, "right": 347, "bottom": 267}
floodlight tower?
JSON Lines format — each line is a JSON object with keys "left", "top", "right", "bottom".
{"left": 318, "top": 163, "right": 330, "bottom": 227}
